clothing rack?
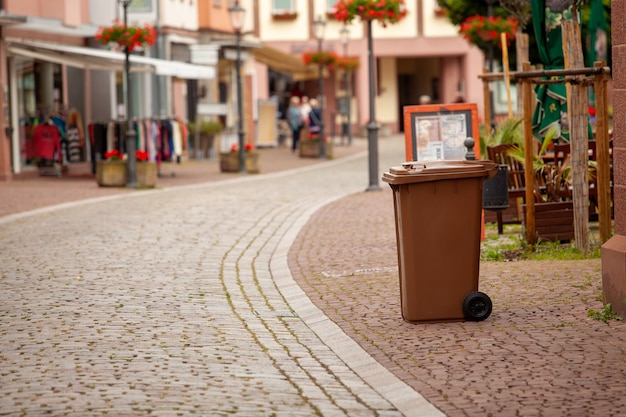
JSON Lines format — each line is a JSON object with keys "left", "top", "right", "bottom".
{"left": 87, "top": 117, "right": 190, "bottom": 176}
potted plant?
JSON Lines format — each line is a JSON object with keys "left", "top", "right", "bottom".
{"left": 459, "top": 15, "right": 518, "bottom": 54}
{"left": 189, "top": 119, "right": 223, "bottom": 159}
{"left": 507, "top": 127, "right": 595, "bottom": 242}
{"left": 335, "top": 56, "right": 360, "bottom": 72}
{"left": 135, "top": 150, "right": 157, "bottom": 188}
{"left": 299, "top": 132, "right": 333, "bottom": 159}
{"left": 301, "top": 51, "right": 338, "bottom": 67}
{"left": 220, "top": 143, "right": 260, "bottom": 173}
{"left": 95, "top": 20, "right": 156, "bottom": 52}
{"left": 333, "top": 0, "right": 408, "bottom": 26}
{"left": 96, "top": 149, "right": 127, "bottom": 187}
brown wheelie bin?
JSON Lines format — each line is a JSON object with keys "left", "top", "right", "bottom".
{"left": 382, "top": 160, "right": 496, "bottom": 323}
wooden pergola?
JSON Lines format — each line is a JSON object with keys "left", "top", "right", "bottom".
{"left": 479, "top": 60, "right": 611, "bottom": 252}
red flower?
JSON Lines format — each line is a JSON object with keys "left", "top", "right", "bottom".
{"left": 302, "top": 51, "right": 338, "bottom": 67}
{"left": 459, "top": 15, "right": 518, "bottom": 51}
{"left": 135, "top": 150, "right": 149, "bottom": 162}
{"left": 230, "top": 143, "right": 254, "bottom": 152}
{"left": 96, "top": 21, "right": 156, "bottom": 52}
{"left": 104, "top": 149, "right": 122, "bottom": 161}
{"left": 334, "top": 0, "right": 407, "bottom": 26}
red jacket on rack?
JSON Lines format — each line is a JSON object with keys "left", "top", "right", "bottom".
{"left": 33, "top": 123, "right": 62, "bottom": 162}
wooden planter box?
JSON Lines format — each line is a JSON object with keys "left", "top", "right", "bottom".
{"left": 96, "top": 160, "right": 127, "bottom": 187}
{"left": 219, "top": 152, "right": 260, "bottom": 173}
{"left": 522, "top": 201, "right": 575, "bottom": 242}
{"left": 136, "top": 162, "right": 157, "bottom": 188}
{"left": 299, "top": 140, "right": 334, "bottom": 159}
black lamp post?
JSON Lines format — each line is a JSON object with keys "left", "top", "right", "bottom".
{"left": 340, "top": 24, "right": 351, "bottom": 146}
{"left": 119, "top": 0, "right": 136, "bottom": 187}
{"left": 313, "top": 15, "right": 326, "bottom": 159}
{"left": 365, "top": 20, "right": 380, "bottom": 191}
{"left": 229, "top": 1, "right": 246, "bottom": 172}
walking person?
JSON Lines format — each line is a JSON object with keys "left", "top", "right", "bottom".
{"left": 287, "top": 96, "right": 304, "bottom": 153}
{"left": 308, "top": 98, "right": 322, "bottom": 139}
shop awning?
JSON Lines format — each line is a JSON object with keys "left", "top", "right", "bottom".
{"left": 7, "top": 39, "right": 215, "bottom": 80}
{"left": 251, "top": 45, "right": 321, "bottom": 81}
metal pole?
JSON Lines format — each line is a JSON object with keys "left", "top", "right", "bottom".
{"left": 123, "top": 0, "right": 137, "bottom": 188}
{"left": 318, "top": 37, "right": 325, "bottom": 159}
{"left": 236, "top": 28, "right": 245, "bottom": 173}
{"left": 487, "top": 0, "right": 496, "bottom": 132}
{"left": 366, "top": 20, "right": 380, "bottom": 191}
{"left": 344, "top": 42, "right": 352, "bottom": 146}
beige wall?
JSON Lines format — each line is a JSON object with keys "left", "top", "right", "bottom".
{"left": 422, "top": 0, "right": 459, "bottom": 38}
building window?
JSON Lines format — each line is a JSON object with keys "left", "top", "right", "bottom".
{"left": 326, "top": 0, "right": 336, "bottom": 11}
{"left": 273, "top": 0, "right": 295, "bottom": 13}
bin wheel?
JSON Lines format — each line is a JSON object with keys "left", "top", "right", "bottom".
{"left": 462, "top": 291, "right": 492, "bottom": 321}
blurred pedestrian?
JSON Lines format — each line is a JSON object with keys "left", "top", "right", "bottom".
{"left": 308, "top": 98, "right": 321, "bottom": 138}
{"left": 287, "top": 96, "right": 304, "bottom": 153}
{"left": 419, "top": 95, "right": 431, "bottom": 105}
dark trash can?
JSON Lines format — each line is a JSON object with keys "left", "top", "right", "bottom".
{"left": 482, "top": 164, "right": 509, "bottom": 210}
{"left": 382, "top": 160, "right": 497, "bottom": 323}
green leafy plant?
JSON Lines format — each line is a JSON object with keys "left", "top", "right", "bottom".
{"left": 507, "top": 126, "right": 595, "bottom": 203}
{"left": 189, "top": 119, "right": 223, "bottom": 137}
{"left": 587, "top": 303, "right": 624, "bottom": 324}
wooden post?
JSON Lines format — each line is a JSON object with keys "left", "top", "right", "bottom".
{"left": 562, "top": 19, "right": 589, "bottom": 253}
{"left": 594, "top": 61, "right": 612, "bottom": 243}
{"left": 483, "top": 66, "right": 492, "bottom": 133}
{"left": 515, "top": 32, "right": 529, "bottom": 117}
{"left": 501, "top": 33, "right": 512, "bottom": 118}
{"left": 522, "top": 62, "right": 536, "bottom": 245}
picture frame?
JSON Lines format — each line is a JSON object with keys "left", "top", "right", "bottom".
{"left": 403, "top": 102, "right": 481, "bottom": 162}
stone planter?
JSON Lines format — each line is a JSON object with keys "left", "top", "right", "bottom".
{"left": 96, "top": 160, "right": 127, "bottom": 187}
{"left": 299, "top": 140, "right": 334, "bottom": 159}
{"left": 219, "top": 152, "right": 260, "bottom": 173}
{"left": 136, "top": 162, "right": 157, "bottom": 188}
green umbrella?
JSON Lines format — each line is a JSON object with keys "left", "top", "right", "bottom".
{"left": 530, "top": 0, "right": 569, "bottom": 142}
{"left": 586, "top": 0, "right": 608, "bottom": 67}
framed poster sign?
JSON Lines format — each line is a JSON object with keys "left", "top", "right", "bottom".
{"left": 403, "top": 103, "right": 480, "bottom": 162}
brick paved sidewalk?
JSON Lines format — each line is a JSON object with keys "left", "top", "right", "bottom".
{"left": 3, "top": 135, "right": 626, "bottom": 416}
{"left": 289, "top": 188, "right": 626, "bottom": 417}
{"left": 0, "top": 138, "right": 368, "bottom": 219}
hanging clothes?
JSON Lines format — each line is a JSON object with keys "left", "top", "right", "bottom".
{"left": 66, "top": 110, "right": 85, "bottom": 163}
{"left": 33, "top": 122, "right": 62, "bottom": 164}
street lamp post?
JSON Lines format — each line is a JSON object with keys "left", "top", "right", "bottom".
{"left": 313, "top": 16, "right": 326, "bottom": 159}
{"left": 340, "top": 24, "right": 351, "bottom": 146}
{"left": 366, "top": 20, "right": 380, "bottom": 191}
{"left": 119, "top": 0, "right": 136, "bottom": 187}
{"left": 486, "top": 0, "right": 496, "bottom": 132}
{"left": 229, "top": 1, "right": 246, "bottom": 172}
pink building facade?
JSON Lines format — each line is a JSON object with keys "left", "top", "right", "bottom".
{"left": 602, "top": 0, "right": 626, "bottom": 317}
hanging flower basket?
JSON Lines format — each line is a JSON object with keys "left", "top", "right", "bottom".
{"left": 333, "top": 0, "right": 408, "bottom": 27}
{"left": 459, "top": 15, "right": 518, "bottom": 52}
{"left": 95, "top": 20, "right": 157, "bottom": 52}
{"left": 335, "top": 56, "right": 360, "bottom": 71}
{"left": 302, "top": 51, "right": 338, "bottom": 67}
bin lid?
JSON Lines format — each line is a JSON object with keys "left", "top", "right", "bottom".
{"left": 382, "top": 160, "right": 496, "bottom": 185}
